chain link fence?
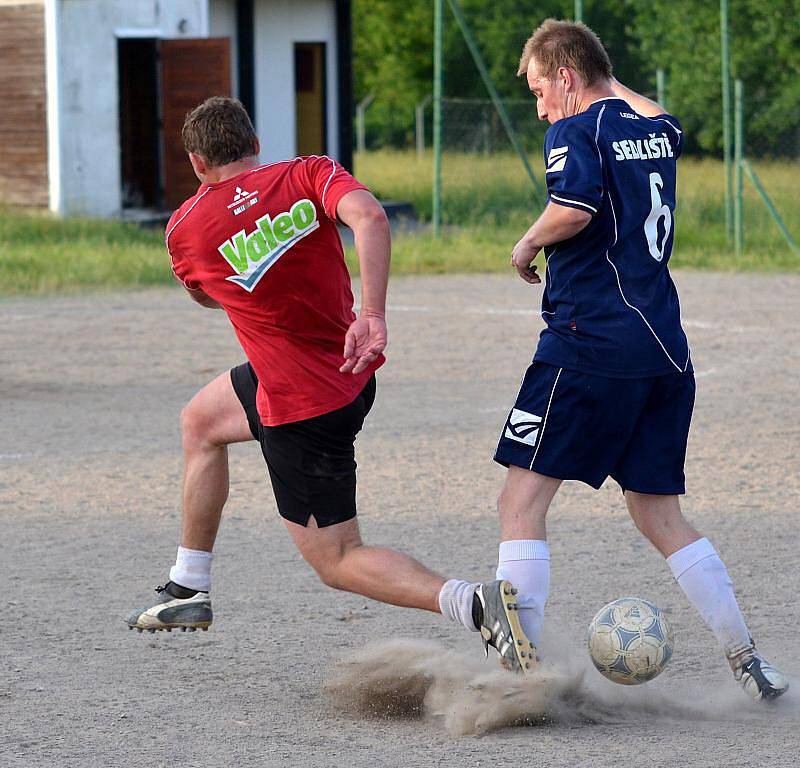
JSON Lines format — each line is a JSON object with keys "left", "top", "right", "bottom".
{"left": 355, "top": 83, "right": 799, "bottom": 261}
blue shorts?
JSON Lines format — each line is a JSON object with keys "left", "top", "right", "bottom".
{"left": 494, "top": 363, "right": 696, "bottom": 494}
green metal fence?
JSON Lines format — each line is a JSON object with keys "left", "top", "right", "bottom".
{"left": 354, "top": 0, "right": 799, "bottom": 262}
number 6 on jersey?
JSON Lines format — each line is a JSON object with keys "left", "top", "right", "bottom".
{"left": 644, "top": 171, "right": 672, "bottom": 262}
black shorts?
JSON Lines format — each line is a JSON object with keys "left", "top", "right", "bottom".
{"left": 494, "top": 362, "right": 695, "bottom": 494}
{"left": 230, "top": 363, "right": 376, "bottom": 528}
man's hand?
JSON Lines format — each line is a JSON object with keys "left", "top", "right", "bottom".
{"left": 510, "top": 203, "right": 592, "bottom": 284}
{"left": 511, "top": 237, "right": 542, "bottom": 284}
{"left": 340, "top": 315, "right": 387, "bottom": 374}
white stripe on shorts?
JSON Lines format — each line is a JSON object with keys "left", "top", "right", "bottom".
{"left": 529, "top": 367, "right": 563, "bottom": 471}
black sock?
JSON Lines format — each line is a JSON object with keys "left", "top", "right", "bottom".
{"left": 471, "top": 591, "right": 484, "bottom": 631}
{"left": 166, "top": 581, "right": 200, "bottom": 599}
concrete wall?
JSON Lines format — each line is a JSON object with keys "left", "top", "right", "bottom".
{"left": 208, "top": 0, "right": 238, "bottom": 98}
{"left": 253, "top": 0, "right": 339, "bottom": 163}
{"left": 54, "top": 0, "right": 206, "bottom": 216}
{"left": 50, "top": 0, "right": 340, "bottom": 216}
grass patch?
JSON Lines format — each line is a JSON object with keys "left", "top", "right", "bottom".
{"left": 0, "top": 208, "right": 170, "bottom": 295}
{"left": 355, "top": 150, "right": 800, "bottom": 273}
{"left": 1, "top": 151, "right": 797, "bottom": 296}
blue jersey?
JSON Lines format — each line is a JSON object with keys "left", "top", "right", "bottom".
{"left": 534, "top": 97, "right": 691, "bottom": 378}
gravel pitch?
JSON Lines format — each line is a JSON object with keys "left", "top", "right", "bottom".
{"left": 2, "top": 272, "right": 798, "bottom": 767}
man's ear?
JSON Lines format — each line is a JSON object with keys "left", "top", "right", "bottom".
{"left": 253, "top": 137, "right": 260, "bottom": 157}
{"left": 188, "top": 152, "right": 207, "bottom": 179}
{"left": 558, "top": 66, "right": 577, "bottom": 92}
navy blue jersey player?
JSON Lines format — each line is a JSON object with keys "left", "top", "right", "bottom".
{"left": 489, "top": 19, "right": 787, "bottom": 700}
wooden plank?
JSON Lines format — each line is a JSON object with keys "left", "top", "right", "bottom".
{"left": 0, "top": 4, "right": 47, "bottom": 207}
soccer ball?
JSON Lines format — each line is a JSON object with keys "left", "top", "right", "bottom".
{"left": 587, "top": 597, "right": 674, "bottom": 685}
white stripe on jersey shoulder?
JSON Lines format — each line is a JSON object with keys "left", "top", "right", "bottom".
{"left": 652, "top": 116, "right": 683, "bottom": 136}
{"left": 245, "top": 159, "right": 296, "bottom": 175}
{"left": 593, "top": 104, "right": 606, "bottom": 168}
{"left": 297, "top": 154, "right": 339, "bottom": 212}
{"left": 549, "top": 194, "right": 598, "bottom": 214}
{"left": 165, "top": 187, "right": 212, "bottom": 250}
{"left": 321, "top": 156, "right": 337, "bottom": 212}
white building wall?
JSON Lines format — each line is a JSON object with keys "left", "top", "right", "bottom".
{"left": 208, "top": 0, "right": 238, "bottom": 97}
{"left": 55, "top": 0, "right": 206, "bottom": 216}
{"left": 253, "top": 0, "right": 339, "bottom": 163}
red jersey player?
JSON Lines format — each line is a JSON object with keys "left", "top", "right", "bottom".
{"left": 125, "top": 97, "right": 534, "bottom": 674}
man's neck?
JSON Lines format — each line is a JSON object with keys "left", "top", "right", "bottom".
{"left": 203, "top": 156, "right": 260, "bottom": 184}
{"left": 571, "top": 81, "right": 617, "bottom": 116}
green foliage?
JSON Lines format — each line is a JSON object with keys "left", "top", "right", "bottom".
{"left": 353, "top": 0, "right": 800, "bottom": 156}
{"left": 628, "top": 0, "right": 800, "bottom": 155}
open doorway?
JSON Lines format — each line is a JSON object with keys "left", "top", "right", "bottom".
{"left": 294, "top": 43, "right": 327, "bottom": 156}
{"left": 118, "top": 38, "right": 161, "bottom": 210}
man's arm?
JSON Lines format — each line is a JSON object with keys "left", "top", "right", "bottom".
{"left": 184, "top": 285, "right": 222, "bottom": 309}
{"left": 610, "top": 78, "right": 666, "bottom": 118}
{"left": 511, "top": 202, "right": 592, "bottom": 283}
{"left": 335, "top": 189, "right": 390, "bottom": 374}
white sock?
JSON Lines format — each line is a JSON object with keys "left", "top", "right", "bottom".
{"left": 496, "top": 539, "right": 550, "bottom": 647}
{"left": 169, "top": 546, "right": 213, "bottom": 592}
{"left": 438, "top": 579, "right": 480, "bottom": 632}
{"left": 667, "top": 537, "right": 751, "bottom": 654}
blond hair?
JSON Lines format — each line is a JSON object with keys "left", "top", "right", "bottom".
{"left": 518, "top": 19, "right": 612, "bottom": 85}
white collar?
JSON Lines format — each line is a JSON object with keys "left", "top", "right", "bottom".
{"left": 588, "top": 96, "right": 627, "bottom": 107}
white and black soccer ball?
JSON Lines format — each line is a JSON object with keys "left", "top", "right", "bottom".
{"left": 587, "top": 597, "right": 674, "bottom": 685}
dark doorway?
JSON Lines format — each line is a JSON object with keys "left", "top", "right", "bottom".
{"left": 295, "top": 43, "right": 327, "bottom": 156}
{"left": 118, "top": 38, "right": 161, "bottom": 209}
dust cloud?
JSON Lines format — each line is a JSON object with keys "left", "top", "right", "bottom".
{"left": 324, "top": 638, "right": 792, "bottom": 736}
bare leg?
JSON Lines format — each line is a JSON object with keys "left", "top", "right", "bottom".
{"left": 283, "top": 516, "right": 445, "bottom": 613}
{"left": 624, "top": 492, "right": 700, "bottom": 557}
{"left": 180, "top": 371, "right": 254, "bottom": 551}
{"left": 497, "top": 465, "right": 562, "bottom": 540}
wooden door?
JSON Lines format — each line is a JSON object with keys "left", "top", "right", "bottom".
{"left": 294, "top": 43, "right": 327, "bottom": 156}
{"left": 160, "top": 38, "right": 231, "bottom": 210}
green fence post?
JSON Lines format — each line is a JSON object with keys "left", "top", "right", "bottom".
{"left": 574, "top": 0, "right": 583, "bottom": 22}
{"left": 445, "top": 0, "right": 544, "bottom": 203}
{"left": 734, "top": 79, "right": 744, "bottom": 259}
{"left": 742, "top": 161, "right": 800, "bottom": 255}
{"left": 432, "top": 0, "right": 443, "bottom": 237}
{"left": 720, "top": 0, "right": 733, "bottom": 243}
{"left": 656, "top": 68, "right": 666, "bottom": 111}
{"left": 355, "top": 94, "right": 374, "bottom": 155}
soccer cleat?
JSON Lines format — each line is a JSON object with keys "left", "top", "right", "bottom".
{"left": 474, "top": 580, "right": 537, "bottom": 674}
{"left": 125, "top": 582, "right": 212, "bottom": 632}
{"left": 727, "top": 643, "right": 789, "bottom": 701}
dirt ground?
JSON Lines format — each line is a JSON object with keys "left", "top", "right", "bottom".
{"left": 2, "top": 272, "right": 798, "bottom": 767}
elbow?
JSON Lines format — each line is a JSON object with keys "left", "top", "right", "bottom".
{"left": 353, "top": 204, "right": 390, "bottom": 235}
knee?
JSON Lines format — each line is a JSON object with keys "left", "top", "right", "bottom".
{"left": 180, "top": 399, "right": 216, "bottom": 451}
{"left": 315, "top": 558, "right": 346, "bottom": 590}
{"left": 312, "top": 541, "right": 361, "bottom": 591}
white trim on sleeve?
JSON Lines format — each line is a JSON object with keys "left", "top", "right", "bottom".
{"left": 320, "top": 156, "right": 337, "bottom": 214}
{"left": 549, "top": 194, "right": 598, "bottom": 214}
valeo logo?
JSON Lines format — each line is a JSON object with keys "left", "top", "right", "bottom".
{"left": 218, "top": 199, "right": 319, "bottom": 292}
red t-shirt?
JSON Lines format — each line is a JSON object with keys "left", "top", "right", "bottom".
{"left": 165, "top": 155, "right": 384, "bottom": 427}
